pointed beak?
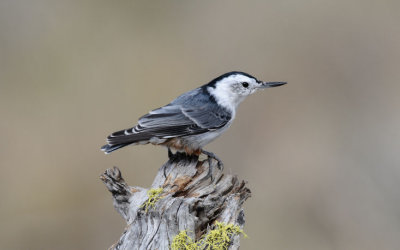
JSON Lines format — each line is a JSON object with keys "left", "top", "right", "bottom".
{"left": 258, "top": 81, "right": 287, "bottom": 89}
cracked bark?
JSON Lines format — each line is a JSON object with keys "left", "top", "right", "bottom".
{"left": 100, "top": 153, "right": 251, "bottom": 250}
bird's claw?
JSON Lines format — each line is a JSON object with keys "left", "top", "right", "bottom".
{"left": 201, "top": 150, "right": 224, "bottom": 182}
{"left": 201, "top": 150, "right": 224, "bottom": 170}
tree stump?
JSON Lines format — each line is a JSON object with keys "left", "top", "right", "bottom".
{"left": 100, "top": 153, "right": 251, "bottom": 250}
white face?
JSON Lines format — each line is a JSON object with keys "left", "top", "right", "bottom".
{"left": 207, "top": 74, "right": 262, "bottom": 111}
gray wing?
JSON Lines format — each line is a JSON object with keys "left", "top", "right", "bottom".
{"left": 106, "top": 102, "right": 231, "bottom": 145}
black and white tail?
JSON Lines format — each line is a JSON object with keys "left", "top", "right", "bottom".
{"left": 101, "top": 143, "right": 130, "bottom": 154}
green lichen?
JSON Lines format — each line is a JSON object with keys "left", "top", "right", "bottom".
{"left": 171, "top": 221, "right": 247, "bottom": 250}
{"left": 140, "top": 187, "right": 163, "bottom": 213}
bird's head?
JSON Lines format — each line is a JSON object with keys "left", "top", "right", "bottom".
{"left": 206, "top": 71, "right": 286, "bottom": 111}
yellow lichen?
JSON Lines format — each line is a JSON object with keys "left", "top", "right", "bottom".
{"left": 171, "top": 221, "right": 247, "bottom": 250}
{"left": 199, "top": 221, "right": 247, "bottom": 250}
{"left": 140, "top": 187, "right": 163, "bottom": 213}
{"left": 170, "top": 230, "right": 197, "bottom": 250}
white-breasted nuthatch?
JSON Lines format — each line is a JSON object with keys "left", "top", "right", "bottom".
{"left": 101, "top": 71, "right": 286, "bottom": 165}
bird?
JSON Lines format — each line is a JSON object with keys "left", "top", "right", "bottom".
{"left": 101, "top": 71, "right": 286, "bottom": 166}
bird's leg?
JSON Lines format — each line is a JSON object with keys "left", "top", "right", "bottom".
{"left": 201, "top": 149, "right": 224, "bottom": 170}
{"left": 164, "top": 148, "right": 174, "bottom": 178}
{"left": 168, "top": 147, "right": 174, "bottom": 159}
{"left": 169, "top": 147, "right": 196, "bottom": 162}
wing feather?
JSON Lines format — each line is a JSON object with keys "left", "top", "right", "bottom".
{"left": 105, "top": 90, "right": 231, "bottom": 146}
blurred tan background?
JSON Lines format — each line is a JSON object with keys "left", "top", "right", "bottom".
{"left": 1, "top": 0, "right": 400, "bottom": 249}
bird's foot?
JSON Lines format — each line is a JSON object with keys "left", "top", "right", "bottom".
{"left": 200, "top": 150, "right": 224, "bottom": 182}
{"left": 201, "top": 150, "right": 224, "bottom": 170}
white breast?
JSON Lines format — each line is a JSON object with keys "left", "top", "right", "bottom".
{"left": 181, "top": 119, "right": 234, "bottom": 149}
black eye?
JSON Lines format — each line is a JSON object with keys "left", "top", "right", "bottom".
{"left": 242, "top": 82, "right": 249, "bottom": 88}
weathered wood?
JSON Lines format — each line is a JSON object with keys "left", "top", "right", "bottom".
{"left": 100, "top": 153, "right": 251, "bottom": 250}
